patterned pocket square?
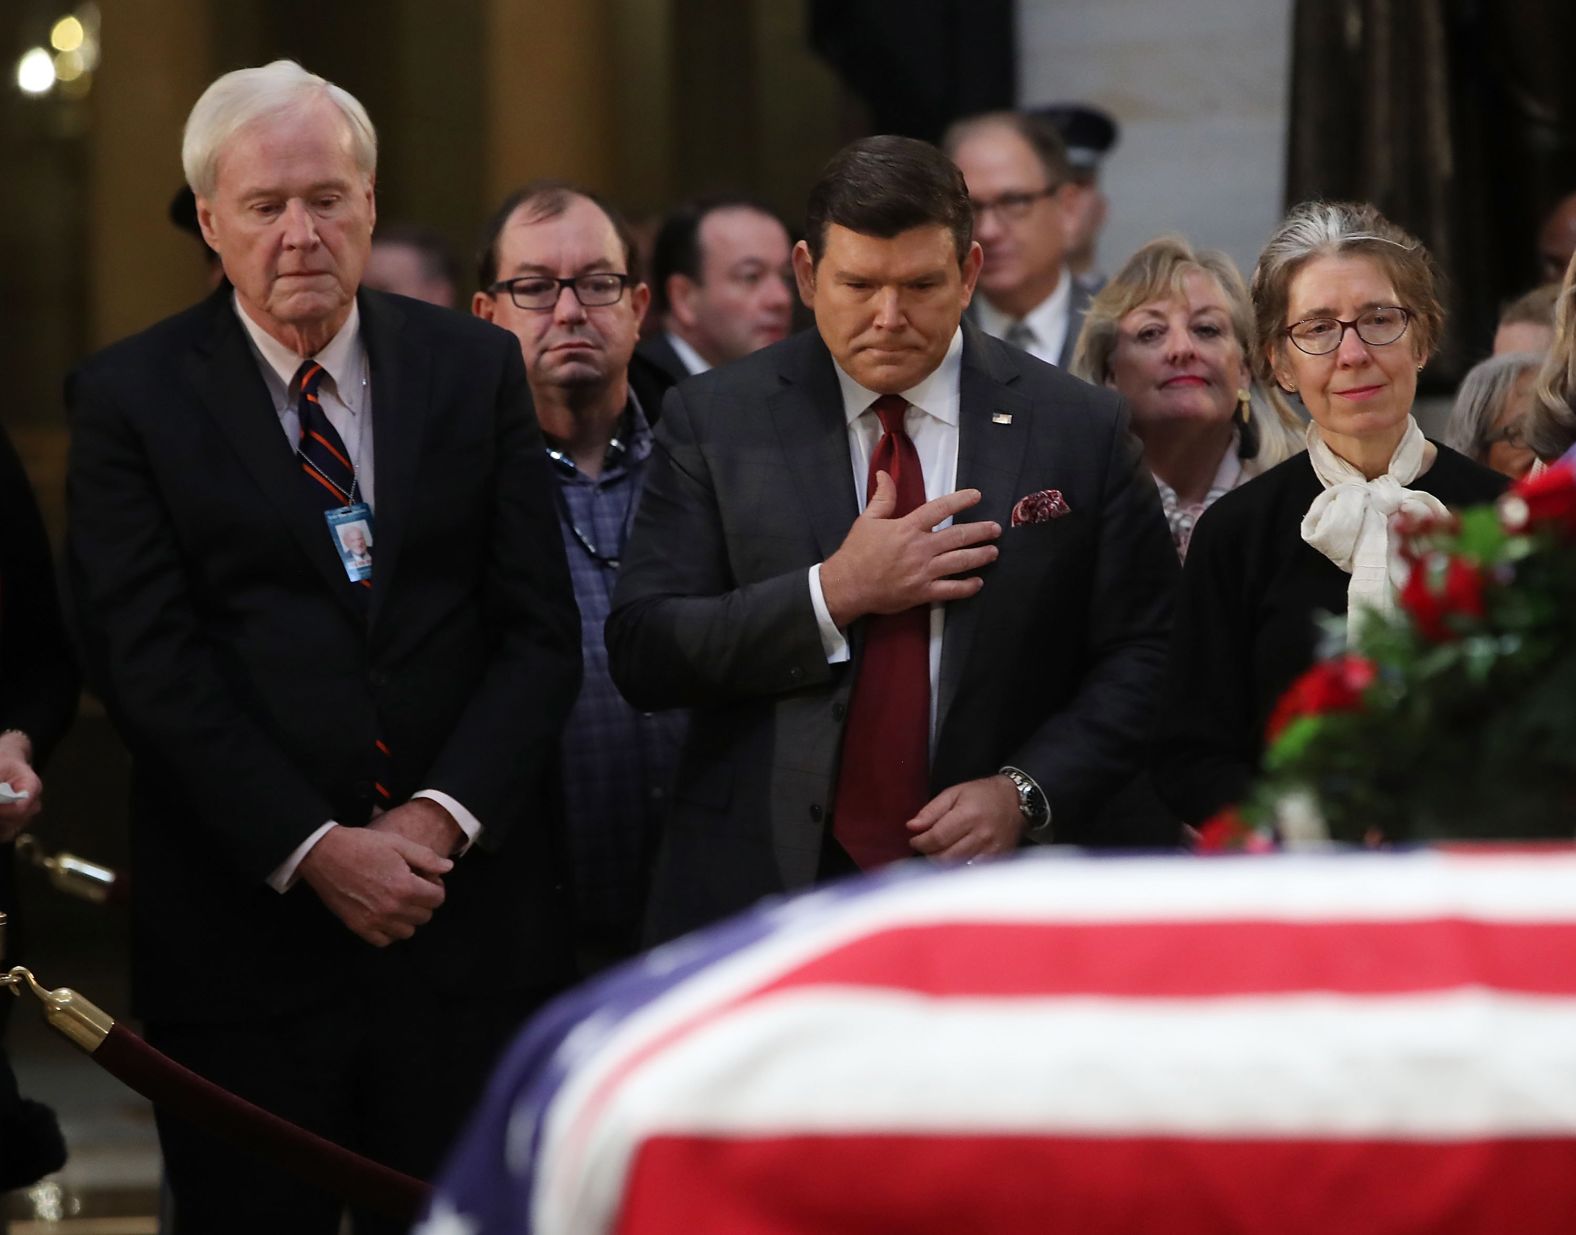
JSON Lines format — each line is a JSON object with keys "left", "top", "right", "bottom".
{"left": 1011, "top": 489, "right": 1071, "bottom": 527}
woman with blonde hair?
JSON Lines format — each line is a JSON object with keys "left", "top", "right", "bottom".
{"left": 1522, "top": 255, "right": 1576, "bottom": 463}
{"left": 1074, "top": 235, "right": 1303, "bottom": 558}
{"left": 1153, "top": 202, "right": 1505, "bottom": 825}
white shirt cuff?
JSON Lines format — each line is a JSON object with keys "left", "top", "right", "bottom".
{"left": 808, "top": 564, "right": 851, "bottom": 664}
{"left": 266, "top": 791, "right": 481, "bottom": 893}
{"left": 413, "top": 789, "right": 481, "bottom": 853}
{"left": 268, "top": 820, "right": 337, "bottom": 892}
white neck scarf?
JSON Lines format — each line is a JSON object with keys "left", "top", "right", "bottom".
{"left": 1299, "top": 417, "right": 1447, "bottom": 642}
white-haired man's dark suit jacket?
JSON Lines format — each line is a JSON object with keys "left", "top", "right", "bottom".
{"left": 65, "top": 285, "right": 582, "bottom": 1215}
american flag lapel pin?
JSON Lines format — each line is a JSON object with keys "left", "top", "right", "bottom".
{"left": 992, "top": 412, "right": 1013, "bottom": 425}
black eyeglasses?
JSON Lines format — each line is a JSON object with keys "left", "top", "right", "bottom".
{"left": 969, "top": 186, "right": 1061, "bottom": 222}
{"left": 488, "top": 273, "right": 632, "bottom": 311}
{"left": 1283, "top": 306, "right": 1412, "bottom": 356}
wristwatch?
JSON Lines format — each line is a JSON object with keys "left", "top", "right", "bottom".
{"left": 999, "top": 766, "right": 1052, "bottom": 841}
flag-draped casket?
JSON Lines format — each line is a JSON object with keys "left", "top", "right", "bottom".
{"left": 420, "top": 849, "right": 1576, "bottom": 1234}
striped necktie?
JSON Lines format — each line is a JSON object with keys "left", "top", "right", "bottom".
{"left": 295, "top": 360, "right": 359, "bottom": 512}
{"left": 294, "top": 361, "right": 390, "bottom": 802}
{"left": 294, "top": 360, "right": 368, "bottom": 607}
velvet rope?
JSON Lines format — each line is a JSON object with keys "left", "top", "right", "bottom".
{"left": 93, "top": 1023, "right": 431, "bottom": 1222}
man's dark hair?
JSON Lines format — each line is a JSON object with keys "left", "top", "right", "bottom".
{"left": 475, "top": 179, "right": 642, "bottom": 290}
{"left": 939, "top": 111, "right": 1073, "bottom": 193}
{"left": 373, "top": 223, "right": 459, "bottom": 289}
{"left": 804, "top": 135, "right": 973, "bottom": 265}
{"left": 650, "top": 193, "right": 786, "bottom": 316}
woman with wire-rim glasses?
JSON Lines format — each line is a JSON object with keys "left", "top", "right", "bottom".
{"left": 1151, "top": 201, "right": 1506, "bottom": 827}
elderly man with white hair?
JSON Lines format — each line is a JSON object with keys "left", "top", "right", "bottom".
{"left": 65, "top": 60, "right": 581, "bottom": 1232}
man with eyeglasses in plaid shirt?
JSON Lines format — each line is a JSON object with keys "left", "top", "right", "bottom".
{"left": 474, "top": 182, "right": 684, "bottom": 970}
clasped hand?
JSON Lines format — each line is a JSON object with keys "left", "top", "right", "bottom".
{"left": 819, "top": 474, "right": 1001, "bottom": 627}
{"left": 299, "top": 800, "right": 461, "bottom": 947}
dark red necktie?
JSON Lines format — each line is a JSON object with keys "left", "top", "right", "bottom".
{"left": 832, "top": 394, "right": 931, "bottom": 868}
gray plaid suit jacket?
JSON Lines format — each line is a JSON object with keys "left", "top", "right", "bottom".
{"left": 607, "top": 322, "right": 1176, "bottom": 942}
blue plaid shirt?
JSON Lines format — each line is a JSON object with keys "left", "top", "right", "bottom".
{"left": 551, "top": 400, "right": 686, "bottom": 944}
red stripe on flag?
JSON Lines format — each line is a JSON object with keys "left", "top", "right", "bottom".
{"left": 616, "top": 1134, "right": 1576, "bottom": 1235}
{"left": 567, "top": 917, "right": 1576, "bottom": 1174}
{"left": 1438, "top": 842, "right": 1576, "bottom": 856}
{"left": 744, "top": 920, "right": 1576, "bottom": 1001}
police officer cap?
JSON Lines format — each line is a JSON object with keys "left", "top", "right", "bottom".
{"left": 1028, "top": 103, "right": 1118, "bottom": 176}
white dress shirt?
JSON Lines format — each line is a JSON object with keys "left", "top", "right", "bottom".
{"left": 807, "top": 328, "right": 963, "bottom": 745}
{"left": 974, "top": 268, "right": 1073, "bottom": 367}
{"left": 233, "top": 297, "right": 481, "bottom": 890}
{"left": 665, "top": 331, "right": 711, "bottom": 376}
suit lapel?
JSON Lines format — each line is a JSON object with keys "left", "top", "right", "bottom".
{"left": 185, "top": 292, "right": 364, "bottom": 620}
{"left": 937, "top": 325, "right": 1031, "bottom": 735}
{"left": 768, "top": 334, "right": 860, "bottom": 562}
{"left": 358, "top": 291, "right": 429, "bottom": 629}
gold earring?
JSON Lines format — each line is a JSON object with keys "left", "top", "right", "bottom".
{"left": 1236, "top": 388, "right": 1252, "bottom": 425}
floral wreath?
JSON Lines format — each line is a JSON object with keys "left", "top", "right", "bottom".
{"left": 1200, "top": 459, "right": 1576, "bottom": 851}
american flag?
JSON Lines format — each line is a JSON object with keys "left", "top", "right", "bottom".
{"left": 420, "top": 848, "right": 1576, "bottom": 1234}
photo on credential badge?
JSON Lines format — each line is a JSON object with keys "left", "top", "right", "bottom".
{"left": 327, "top": 507, "right": 375, "bottom": 582}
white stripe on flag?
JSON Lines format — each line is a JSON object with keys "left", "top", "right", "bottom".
{"left": 528, "top": 850, "right": 1576, "bottom": 1234}
{"left": 536, "top": 988, "right": 1576, "bottom": 1232}
{"left": 603, "top": 990, "right": 1576, "bottom": 1137}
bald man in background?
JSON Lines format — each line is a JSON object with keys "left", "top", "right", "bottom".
{"left": 640, "top": 195, "right": 795, "bottom": 381}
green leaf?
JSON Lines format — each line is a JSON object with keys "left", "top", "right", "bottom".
{"left": 1454, "top": 507, "right": 1509, "bottom": 562}
{"left": 1263, "top": 715, "right": 1326, "bottom": 769}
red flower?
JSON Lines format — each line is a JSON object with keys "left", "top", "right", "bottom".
{"left": 1195, "top": 808, "right": 1248, "bottom": 851}
{"left": 1194, "top": 807, "right": 1274, "bottom": 853}
{"left": 1501, "top": 460, "right": 1576, "bottom": 535}
{"left": 1399, "top": 554, "right": 1487, "bottom": 642}
{"left": 1266, "top": 654, "right": 1376, "bottom": 742}
{"left": 1391, "top": 508, "right": 1458, "bottom": 568}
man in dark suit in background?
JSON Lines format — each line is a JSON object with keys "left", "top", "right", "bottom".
{"left": 606, "top": 136, "right": 1177, "bottom": 944}
{"left": 638, "top": 194, "right": 795, "bottom": 382}
{"left": 942, "top": 111, "right": 1093, "bottom": 368}
{"left": 66, "top": 60, "right": 580, "bottom": 1233}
